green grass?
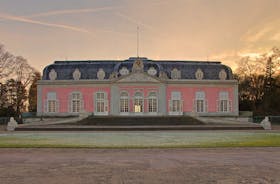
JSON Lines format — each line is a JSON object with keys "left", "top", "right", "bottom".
{"left": 0, "top": 132, "right": 280, "bottom": 148}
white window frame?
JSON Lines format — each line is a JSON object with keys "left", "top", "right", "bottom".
{"left": 148, "top": 92, "right": 158, "bottom": 114}
{"left": 133, "top": 91, "right": 144, "bottom": 114}
{"left": 217, "top": 91, "right": 231, "bottom": 112}
{"left": 120, "top": 91, "right": 129, "bottom": 115}
{"left": 46, "top": 92, "right": 58, "bottom": 113}
{"left": 94, "top": 91, "right": 108, "bottom": 115}
{"left": 69, "top": 92, "right": 83, "bottom": 113}
{"left": 195, "top": 91, "right": 207, "bottom": 113}
{"left": 169, "top": 91, "right": 183, "bottom": 115}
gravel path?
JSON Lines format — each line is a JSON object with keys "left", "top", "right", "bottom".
{"left": 0, "top": 148, "right": 279, "bottom": 184}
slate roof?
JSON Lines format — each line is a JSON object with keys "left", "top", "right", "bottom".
{"left": 42, "top": 57, "right": 233, "bottom": 80}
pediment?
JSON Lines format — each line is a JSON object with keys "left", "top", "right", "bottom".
{"left": 115, "top": 72, "right": 161, "bottom": 83}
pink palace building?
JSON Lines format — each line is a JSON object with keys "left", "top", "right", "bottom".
{"left": 37, "top": 57, "right": 238, "bottom": 117}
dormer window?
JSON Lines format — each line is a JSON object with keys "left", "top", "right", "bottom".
{"left": 171, "top": 68, "right": 181, "bottom": 79}
{"left": 147, "top": 67, "right": 157, "bottom": 76}
{"left": 195, "top": 69, "right": 204, "bottom": 80}
{"left": 119, "top": 67, "right": 129, "bottom": 76}
{"left": 219, "top": 69, "right": 227, "bottom": 80}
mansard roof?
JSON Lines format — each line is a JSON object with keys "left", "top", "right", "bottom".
{"left": 42, "top": 57, "right": 234, "bottom": 80}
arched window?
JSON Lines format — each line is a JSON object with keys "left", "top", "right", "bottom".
{"left": 95, "top": 91, "right": 108, "bottom": 115}
{"left": 195, "top": 91, "right": 206, "bottom": 113}
{"left": 218, "top": 91, "right": 231, "bottom": 112}
{"left": 46, "top": 92, "right": 58, "bottom": 113}
{"left": 148, "top": 92, "right": 158, "bottom": 113}
{"left": 70, "top": 92, "right": 82, "bottom": 113}
{"left": 120, "top": 91, "right": 129, "bottom": 113}
{"left": 134, "top": 91, "right": 143, "bottom": 113}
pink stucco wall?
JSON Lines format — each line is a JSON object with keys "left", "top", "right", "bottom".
{"left": 166, "top": 86, "right": 234, "bottom": 112}
{"left": 42, "top": 86, "right": 111, "bottom": 113}
{"left": 118, "top": 85, "right": 159, "bottom": 112}
{"left": 42, "top": 85, "right": 235, "bottom": 113}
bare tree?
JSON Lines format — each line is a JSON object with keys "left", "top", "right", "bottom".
{"left": 0, "top": 44, "right": 18, "bottom": 81}
{"left": 235, "top": 47, "right": 280, "bottom": 114}
{"left": 0, "top": 43, "right": 38, "bottom": 116}
{"left": 0, "top": 44, "right": 37, "bottom": 85}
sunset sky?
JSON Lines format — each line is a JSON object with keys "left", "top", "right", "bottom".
{"left": 1, "top": 0, "right": 280, "bottom": 72}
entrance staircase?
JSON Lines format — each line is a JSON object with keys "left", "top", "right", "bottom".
{"left": 15, "top": 115, "right": 264, "bottom": 131}
{"left": 75, "top": 115, "right": 203, "bottom": 126}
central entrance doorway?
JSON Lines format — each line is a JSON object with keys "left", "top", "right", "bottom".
{"left": 134, "top": 92, "right": 143, "bottom": 114}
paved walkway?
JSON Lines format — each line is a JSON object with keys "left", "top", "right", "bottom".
{"left": 0, "top": 148, "right": 279, "bottom": 184}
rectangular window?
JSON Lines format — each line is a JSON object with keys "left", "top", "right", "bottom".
{"left": 47, "top": 92, "right": 57, "bottom": 113}
{"left": 48, "top": 100, "right": 56, "bottom": 113}
{"left": 148, "top": 98, "right": 157, "bottom": 112}
{"left": 218, "top": 92, "right": 229, "bottom": 112}
{"left": 219, "top": 100, "right": 228, "bottom": 112}
{"left": 97, "top": 101, "right": 105, "bottom": 112}
{"left": 171, "top": 100, "right": 181, "bottom": 112}
{"left": 97, "top": 92, "right": 104, "bottom": 100}
{"left": 120, "top": 99, "right": 129, "bottom": 112}
{"left": 72, "top": 100, "right": 80, "bottom": 113}
{"left": 95, "top": 92, "right": 108, "bottom": 113}
{"left": 169, "top": 91, "right": 182, "bottom": 113}
{"left": 134, "top": 99, "right": 143, "bottom": 112}
{"left": 196, "top": 100, "right": 204, "bottom": 112}
{"left": 71, "top": 93, "right": 81, "bottom": 113}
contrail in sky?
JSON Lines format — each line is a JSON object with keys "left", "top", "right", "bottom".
{"left": 0, "top": 13, "right": 93, "bottom": 35}
{"left": 115, "top": 12, "right": 154, "bottom": 31}
{"left": 27, "top": 6, "right": 119, "bottom": 18}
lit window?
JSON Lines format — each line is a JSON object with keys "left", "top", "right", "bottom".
{"left": 134, "top": 92, "right": 143, "bottom": 113}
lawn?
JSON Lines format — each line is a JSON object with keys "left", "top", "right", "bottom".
{"left": 0, "top": 132, "right": 280, "bottom": 148}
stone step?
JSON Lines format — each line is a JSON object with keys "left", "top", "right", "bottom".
{"left": 74, "top": 116, "right": 204, "bottom": 126}
{"left": 15, "top": 125, "right": 264, "bottom": 131}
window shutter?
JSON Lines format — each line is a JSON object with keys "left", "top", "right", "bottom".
{"left": 180, "top": 100, "right": 183, "bottom": 112}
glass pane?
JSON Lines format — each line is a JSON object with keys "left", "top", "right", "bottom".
{"left": 196, "top": 100, "right": 204, "bottom": 112}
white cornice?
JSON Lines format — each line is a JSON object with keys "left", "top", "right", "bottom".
{"left": 37, "top": 79, "right": 237, "bottom": 86}
{"left": 166, "top": 79, "right": 238, "bottom": 85}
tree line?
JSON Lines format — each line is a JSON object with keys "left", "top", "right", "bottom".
{"left": 0, "top": 44, "right": 41, "bottom": 118}
{"left": 235, "top": 47, "right": 280, "bottom": 115}
{"left": 0, "top": 43, "right": 280, "bottom": 118}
